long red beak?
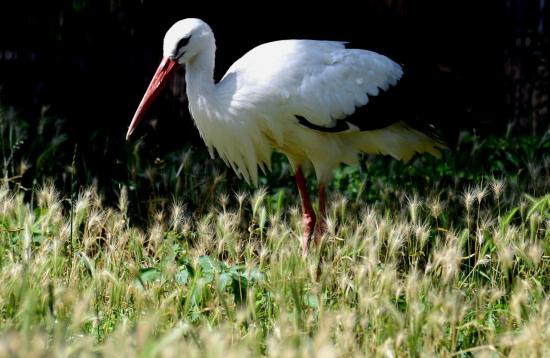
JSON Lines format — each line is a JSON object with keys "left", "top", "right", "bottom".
{"left": 126, "top": 57, "right": 182, "bottom": 139}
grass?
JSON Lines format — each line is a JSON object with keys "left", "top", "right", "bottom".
{"left": 0, "top": 177, "right": 549, "bottom": 357}
{"left": 0, "top": 106, "right": 549, "bottom": 356}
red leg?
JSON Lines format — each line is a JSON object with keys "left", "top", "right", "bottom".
{"left": 294, "top": 167, "right": 316, "bottom": 254}
{"left": 316, "top": 182, "right": 327, "bottom": 236}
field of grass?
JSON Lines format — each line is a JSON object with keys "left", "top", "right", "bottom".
{"left": 0, "top": 107, "right": 549, "bottom": 356}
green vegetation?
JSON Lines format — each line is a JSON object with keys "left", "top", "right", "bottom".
{"left": 0, "top": 107, "right": 549, "bottom": 356}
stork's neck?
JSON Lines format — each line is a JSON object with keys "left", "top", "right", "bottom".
{"left": 185, "top": 39, "right": 216, "bottom": 101}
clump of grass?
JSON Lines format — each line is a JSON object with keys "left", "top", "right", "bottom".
{"left": 0, "top": 165, "right": 548, "bottom": 356}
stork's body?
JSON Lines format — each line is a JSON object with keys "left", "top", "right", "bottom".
{"left": 127, "top": 19, "right": 445, "bottom": 253}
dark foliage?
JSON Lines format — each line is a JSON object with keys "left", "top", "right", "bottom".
{"left": 0, "top": 1, "right": 548, "bottom": 216}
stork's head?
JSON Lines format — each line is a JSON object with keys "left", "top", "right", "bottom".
{"left": 163, "top": 18, "right": 213, "bottom": 64}
{"left": 126, "top": 18, "right": 213, "bottom": 139}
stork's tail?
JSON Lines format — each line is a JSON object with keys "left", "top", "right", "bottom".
{"left": 351, "top": 121, "right": 447, "bottom": 162}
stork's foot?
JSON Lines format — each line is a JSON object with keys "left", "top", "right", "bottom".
{"left": 302, "top": 216, "right": 329, "bottom": 255}
{"left": 314, "top": 218, "right": 327, "bottom": 238}
{"left": 301, "top": 212, "right": 317, "bottom": 256}
{"left": 313, "top": 181, "right": 327, "bottom": 244}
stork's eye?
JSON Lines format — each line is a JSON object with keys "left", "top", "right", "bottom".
{"left": 175, "top": 36, "right": 191, "bottom": 58}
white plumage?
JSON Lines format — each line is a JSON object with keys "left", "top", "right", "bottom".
{"left": 127, "top": 18, "right": 445, "bottom": 252}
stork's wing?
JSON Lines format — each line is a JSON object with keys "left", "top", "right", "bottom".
{"left": 222, "top": 40, "right": 403, "bottom": 129}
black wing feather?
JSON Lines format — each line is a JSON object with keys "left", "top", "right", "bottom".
{"left": 295, "top": 73, "right": 444, "bottom": 143}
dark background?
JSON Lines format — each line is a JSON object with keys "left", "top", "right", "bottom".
{"left": 0, "top": 1, "right": 548, "bottom": 196}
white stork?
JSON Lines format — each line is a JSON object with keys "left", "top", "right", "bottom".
{"left": 126, "top": 18, "right": 445, "bottom": 253}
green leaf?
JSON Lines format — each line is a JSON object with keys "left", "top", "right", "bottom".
{"left": 525, "top": 195, "right": 550, "bottom": 219}
{"left": 138, "top": 267, "right": 161, "bottom": 283}
{"left": 247, "top": 267, "right": 266, "bottom": 283}
{"left": 501, "top": 208, "right": 518, "bottom": 228}
{"left": 175, "top": 267, "right": 190, "bottom": 284}
{"left": 219, "top": 272, "right": 232, "bottom": 290}
{"left": 199, "top": 255, "right": 217, "bottom": 282}
{"left": 303, "top": 294, "right": 319, "bottom": 308}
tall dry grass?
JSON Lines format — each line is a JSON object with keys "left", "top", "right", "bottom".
{"left": 0, "top": 173, "right": 548, "bottom": 356}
